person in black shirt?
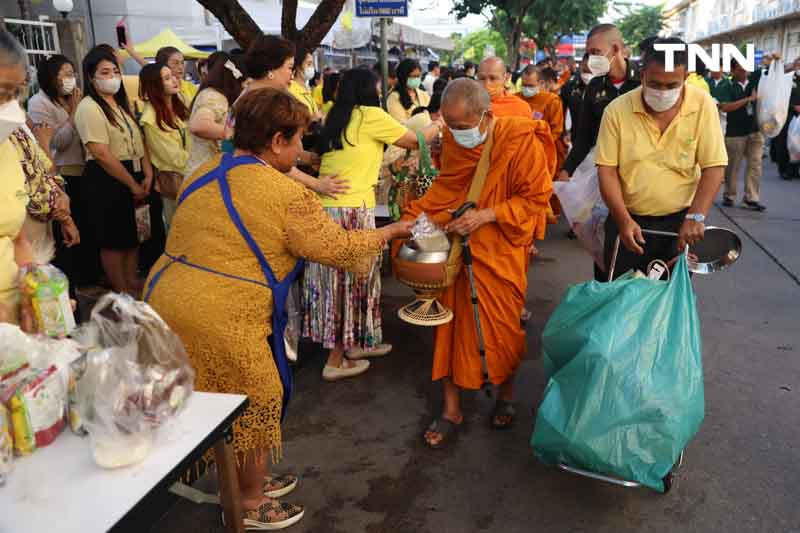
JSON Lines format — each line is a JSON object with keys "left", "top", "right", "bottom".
{"left": 772, "top": 68, "right": 800, "bottom": 180}
{"left": 560, "top": 53, "right": 592, "bottom": 142}
{"left": 557, "top": 24, "right": 640, "bottom": 181}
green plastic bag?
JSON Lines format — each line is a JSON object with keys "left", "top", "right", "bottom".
{"left": 531, "top": 254, "right": 704, "bottom": 492}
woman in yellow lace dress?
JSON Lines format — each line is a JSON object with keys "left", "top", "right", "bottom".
{"left": 143, "top": 89, "right": 410, "bottom": 530}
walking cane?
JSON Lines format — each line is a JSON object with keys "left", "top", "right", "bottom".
{"left": 452, "top": 201, "right": 492, "bottom": 397}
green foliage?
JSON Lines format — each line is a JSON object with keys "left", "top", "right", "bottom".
{"left": 616, "top": 4, "right": 665, "bottom": 49}
{"left": 451, "top": 0, "right": 607, "bottom": 66}
{"left": 450, "top": 29, "right": 508, "bottom": 64}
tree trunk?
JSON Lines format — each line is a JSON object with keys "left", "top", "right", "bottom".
{"left": 199, "top": 0, "right": 345, "bottom": 52}
{"left": 196, "top": 0, "right": 262, "bottom": 50}
{"left": 507, "top": 24, "right": 522, "bottom": 70}
{"left": 282, "top": 0, "right": 346, "bottom": 51}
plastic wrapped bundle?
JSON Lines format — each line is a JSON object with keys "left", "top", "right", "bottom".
{"left": 18, "top": 264, "right": 76, "bottom": 338}
{"left": 410, "top": 213, "right": 450, "bottom": 252}
{"left": 75, "top": 293, "right": 194, "bottom": 468}
{"left": 757, "top": 59, "right": 794, "bottom": 139}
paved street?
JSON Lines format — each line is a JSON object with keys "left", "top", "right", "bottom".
{"left": 151, "top": 157, "right": 800, "bottom": 533}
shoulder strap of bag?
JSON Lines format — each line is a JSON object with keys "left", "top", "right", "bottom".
{"left": 465, "top": 120, "right": 495, "bottom": 205}
{"left": 444, "top": 122, "right": 495, "bottom": 268}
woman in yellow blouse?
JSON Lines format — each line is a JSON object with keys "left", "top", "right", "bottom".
{"left": 156, "top": 46, "right": 199, "bottom": 105}
{"left": 144, "top": 88, "right": 411, "bottom": 530}
{"left": 386, "top": 58, "right": 431, "bottom": 122}
{"left": 304, "top": 68, "right": 442, "bottom": 381}
{"left": 0, "top": 29, "right": 34, "bottom": 327}
{"left": 75, "top": 46, "right": 154, "bottom": 296}
{"left": 139, "top": 62, "right": 191, "bottom": 231}
{"left": 287, "top": 46, "right": 321, "bottom": 120}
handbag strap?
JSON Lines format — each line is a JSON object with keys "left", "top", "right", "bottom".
{"left": 446, "top": 121, "right": 495, "bottom": 259}
{"left": 464, "top": 120, "right": 495, "bottom": 205}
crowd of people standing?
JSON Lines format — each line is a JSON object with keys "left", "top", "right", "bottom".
{"left": 0, "top": 19, "right": 793, "bottom": 530}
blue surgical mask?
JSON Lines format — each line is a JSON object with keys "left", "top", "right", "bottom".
{"left": 522, "top": 86, "right": 539, "bottom": 98}
{"left": 450, "top": 111, "right": 487, "bottom": 149}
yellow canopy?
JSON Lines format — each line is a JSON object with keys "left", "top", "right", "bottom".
{"left": 120, "top": 29, "right": 210, "bottom": 60}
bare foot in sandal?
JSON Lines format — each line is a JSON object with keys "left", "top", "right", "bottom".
{"left": 424, "top": 413, "right": 463, "bottom": 448}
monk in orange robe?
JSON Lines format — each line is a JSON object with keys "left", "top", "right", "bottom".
{"left": 477, "top": 56, "right": 532, "bottom": 118}
{"left": 518, "top": 65, "right": 567, "bottom": 230}
{"left": 396, "top": 79, "right": 555, "bottom": 447}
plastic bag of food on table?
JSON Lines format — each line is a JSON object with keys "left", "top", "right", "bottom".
{"left": 757, "top": 59, "right": 794, "bottom": 138}
{"left": 75, "top": 293, "right": 194, "bottom": 468}
{"left": 18, "top": 263, "right": 76, "bottom": 338}
{"left": 28, "top": 337, "right": 87, "bottom": 436}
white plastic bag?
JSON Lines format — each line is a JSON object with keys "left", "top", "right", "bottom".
{"left": 553, "top": 149, "right": 608, "bottom": 271}
{"left": 757, "top": 59, "right": 794, "bottom": 138}
{"left": 75, "top": 293, "right": 194, "bottom": 468}
{"left": 788, "top": 116, "right": 800, "bottom": 161}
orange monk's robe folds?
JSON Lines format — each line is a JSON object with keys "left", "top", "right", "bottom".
{"left": 519, "top": 91, "right": 568, "bottom": 227}
{"left": 395, "top": 117, "right": 555, "bottom": 389}
{"left": 489, "top": 94, "right": 534, "bottom": 118}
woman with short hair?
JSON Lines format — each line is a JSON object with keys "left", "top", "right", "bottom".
{"left": 144, "top": 87, "right": 411, "bottom": 530}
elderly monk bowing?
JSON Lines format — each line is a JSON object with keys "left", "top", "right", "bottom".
{"left": 478, "top": 57, "right": 532, "bottom": 118}
{"left": 397, "top": 79, "right": 555, "bottom": 448}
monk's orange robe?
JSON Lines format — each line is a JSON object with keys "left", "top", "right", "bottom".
{"left": 490, "top": 93, "right": 533, "bottom": 118}
{"left": 397, "top": 118, "right": 555, "bottom": 389}
{"left": 518, "top": 91, "right": 566, "bottom": 170}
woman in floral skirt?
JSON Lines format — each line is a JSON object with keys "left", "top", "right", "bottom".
{"left": 304, "top": 68, "right": 442, "bottom": 381}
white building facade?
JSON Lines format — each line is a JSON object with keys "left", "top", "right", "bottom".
{"left": 662, "top": 0, "right": 800, "bottom": 64}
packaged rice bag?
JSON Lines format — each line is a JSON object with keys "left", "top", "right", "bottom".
{"left": 19, "top": 264, "right": 76, "bottom": 338}
{"left": 3, "top": 365, "right": 66, "bottom": 455}
{"left": 0, "top": 403, "right": 12, "bottom": 485}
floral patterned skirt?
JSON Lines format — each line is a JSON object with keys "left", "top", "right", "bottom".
{"left": 301, "top": 206, "right": 382, "bottom": 351}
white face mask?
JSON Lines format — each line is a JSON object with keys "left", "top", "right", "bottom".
{"left": 521, "top": 86, "right": 539, "bottom": 98}
{"left": 643, "top": 85, "right": 682, "bottom": 112}
{"left": 303, "top": 66, "right": 315, "bottom": 82}
{"left": 61, "top": 76, "right": 77, "bottom": 95}
{"left": 587, "top": 54, "right": 611, "bottom": 77}
{"left": 95, "top": 76, "right": 121, "bottom": 95}
{"left": 0, "top": 99, "right": 26, "bottom": 145}
{"left": 580, "top": 72, "right": 594, "bottom": 85}
{"left": 450, "top": 111, "right": 488, "bottom": 149}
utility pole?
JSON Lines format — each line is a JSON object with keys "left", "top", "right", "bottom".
{"left": 380, "top": 17, "right": 389, "bottom": 108}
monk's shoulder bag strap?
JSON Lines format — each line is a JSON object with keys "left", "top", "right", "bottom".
{"left": 442, "top": 121, "right": 495, "bottom": 287}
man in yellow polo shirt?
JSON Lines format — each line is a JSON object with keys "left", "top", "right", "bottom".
{"left": 596, "top": 37, "right": 728, "bottom": 278}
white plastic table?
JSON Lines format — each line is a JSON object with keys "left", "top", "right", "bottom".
{"left": 0, "top": 391, "right": 249, "bottom": 533}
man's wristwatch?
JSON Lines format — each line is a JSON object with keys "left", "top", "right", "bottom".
{"left": 685, "top": 213, "right": 706, "bottom": 223}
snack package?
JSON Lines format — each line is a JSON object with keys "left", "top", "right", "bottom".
{"left": 19, "top": 264, "right": 76, "bottom": 338}
{"left": 0, "top": 403, "right": 12, "bottom": 485}
{"left": 5, "top": 365, "right": 66, "bottom": 455}
{"left": 75, "top": 293, "right": 194, "bottom": 468}
{"left": 410, "top": 213, "right": 450, "bottom": 252}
